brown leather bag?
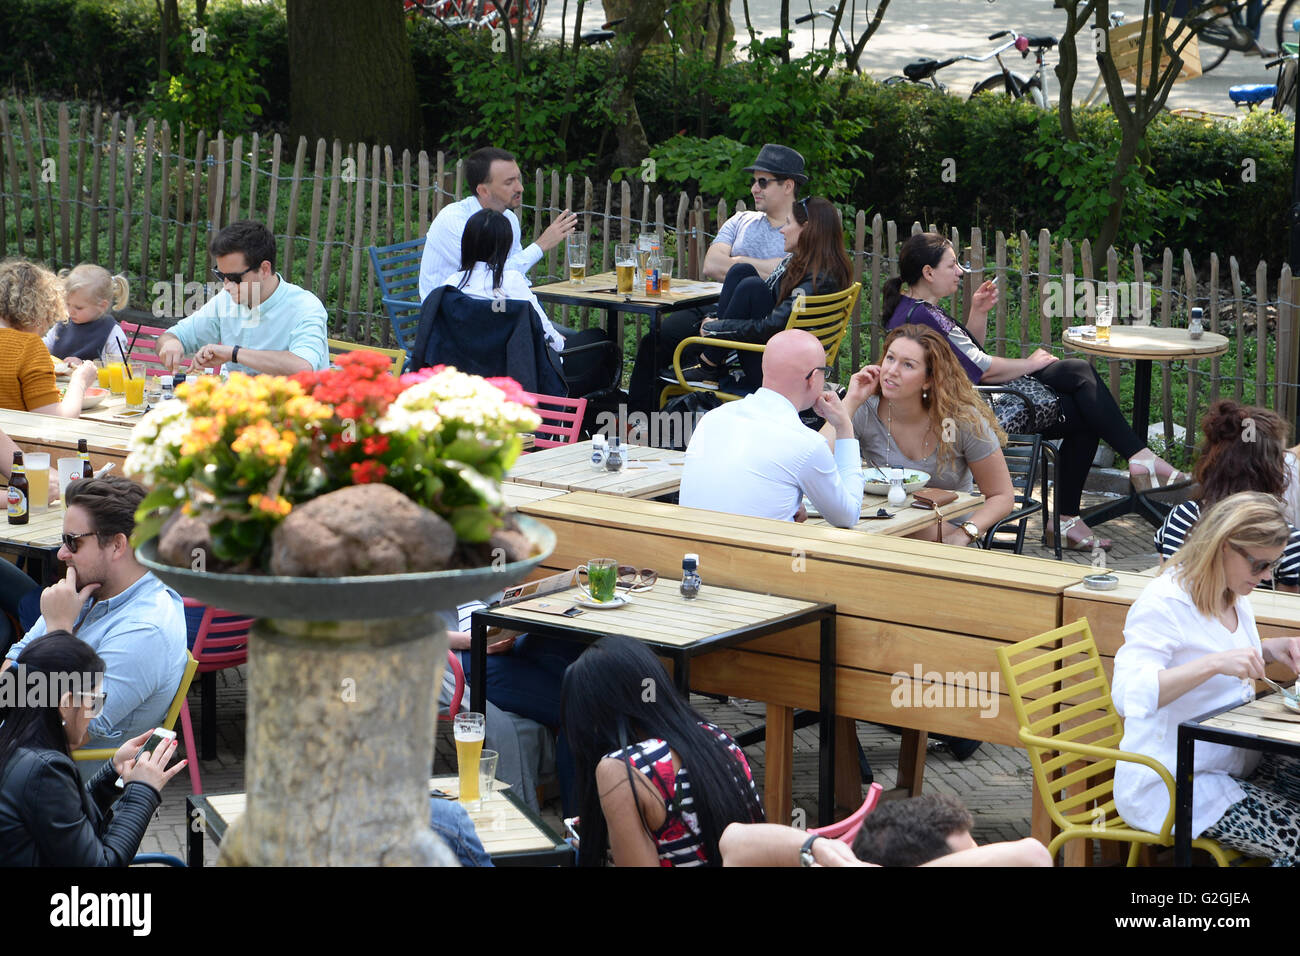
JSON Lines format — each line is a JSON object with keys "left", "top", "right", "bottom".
{"left": 910, "top": 488, "right": 958, "bottom": 510}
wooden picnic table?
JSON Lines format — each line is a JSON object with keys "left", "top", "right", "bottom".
{"left": 806, "top": 490, "right": 984, "bottom": 537}
{"left": 0, "top": 408, "right": 131, "bottom": 476}
{"left": 505, "top": 439, "right": 684, "bottom": 499}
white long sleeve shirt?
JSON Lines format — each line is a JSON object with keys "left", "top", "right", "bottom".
{"left": 1113, "top": 571, "right": 1262, "bottom": 838}
{"left": 442, "top": 265, "right": 563, "bottom": 352}
{"left": 679, "top": 388, "right": 864, "bottom": 528}
{"left": 418, "top": 195, "right": 543, "bottom": 299}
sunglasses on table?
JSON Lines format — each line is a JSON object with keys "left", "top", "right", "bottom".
{"left": 616, "top": 566, "right": 658, "bottom": 592}
{"left": 1230, "top": 543, "right": 1282, "bottom": 576}
{"left": 61, "top": 531, "right": 98, "bottom": 553}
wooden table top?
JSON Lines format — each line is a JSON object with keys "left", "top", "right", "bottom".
{"left": 0, "top": 407, "right": 133, "bottom": 451}
{"left": 0, "top": 501, "right": 64, "bottom": 552}
{"left": 205, "top": 775, "right": 563, "bottom": 858}
{"left": 532, "top": 271, "right": 722, "bottom": 310}
{"left": 1064, "top": 569, "right": 1300, "bottom": 628}
{"left": 1063, "top": 324, "right": 1230, "bottom": 361}
{"left": 505, "top": 440, "right": 684, "bottom": 499}
{"left": 806, "top": 490, "right": 983, "bottom": 537}
{"left": 1199, "top": 695, "right": 1300, "bottom": 747}
{"left": 483, "top": 579, "right": 824, "bottom": 649}
{"left": 502, "top": 482, "right": 569, "bottom": 508}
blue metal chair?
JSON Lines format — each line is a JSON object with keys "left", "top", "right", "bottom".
{"left": 368, "top": 238, "right": 428, "bottom": 351}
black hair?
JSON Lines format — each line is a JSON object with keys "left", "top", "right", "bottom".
{"left": 210, "top": 219, "right": 276, "bottom": 272}
{"left": 465, "top": 147, "right": 516, "bottom": 192}
{"left": 560, "top": 635, "right": 764, "bottom": 866}
{"left": 0, "top": 632, "right": 105, "bottom": 771}
{"left": 458, "top": 208, "right": 513, "bottom": 291}
{"left": 64, "top": 475, "right": 146, "bottom": 545}
{"left": 852, "top": 792, "right": 974, "bottom": 866}
{"left": 881, "top": 232, "right": 953, "bottom": 324}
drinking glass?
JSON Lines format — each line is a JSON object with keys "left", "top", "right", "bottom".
{"left": 567, "top": 234, "right": 588, "bottom": 284}
{"left": 106, "top": 361, "right": 125, "bottom": 395}
{"left": 56, "top": 457, "right": 82, "bottom": 503}
{"left": 454, "top": 712, "right": 486, "bottom": 809}
{"left": 479, "top": 750, "right": 500, "bottom": 806}
{"left": 636, "top": 232, "right": 656, "bottom": 283}
{"left": 25, "top": 453, "right": 50, "bottom": 513}
{"left": 615, "top": 243, "right": 637, "bottom": 295}
{"left": 1095, "top": 294, "right": 1113, "bottom": 344}
{"left": 578, "top": 558, "right": 619, "bottom": 603}
{"left": 124, "top": 363, "right": 146, "bottom": 409}
{"left": 95, "top": 363, "right": 112, "bottom": 389}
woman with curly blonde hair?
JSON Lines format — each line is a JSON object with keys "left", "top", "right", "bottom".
{"left": 0, "top": 260, "right": 96, "bottom": 417}
{"left": 832, "top": 323, "right": 1014, "bottom": 547}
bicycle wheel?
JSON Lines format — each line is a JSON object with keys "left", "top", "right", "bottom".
{"left": 971, "top": 72, "right": 1044, "bottom": 107}
{"left": 1195, "top": 21, "right": 1234, "bottom": 73}
{"left": 1278, "top": 0, "right": 1300, "bottom": 50}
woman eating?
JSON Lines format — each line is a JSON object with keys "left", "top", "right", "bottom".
{"left": 0, "top": 259, "right": 97, "bottom": 417}
{"left": 831, "top": 324, "right": 1015, "bottom": 547}
{"left": 883, "top": 232, "right": 1186, "bottom": 552}
{"left": 561, "top": 635, "right": 764, "bottom": 866}
{"left": 1115, "top": 492, "right": 1300, "bottom": 864}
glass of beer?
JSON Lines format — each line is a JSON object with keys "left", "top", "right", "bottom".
{"left": 25, "top": 453, "right": 50, "bottom": 513}
{"left": 567, "top": 234, "right": 588, "bottom": 284}
{"left": 615, "top": 243, "right": 636, "bottom": 295}
{"left": 657, "top": 256, "right": 671, "bottom": 294}
{"left": 454, "top": 712, "right": 486, "bottom": 809}
{"left": 636, "top": 232, "right": 656, "bottom": 283}
{"left": 1095, "top": 294, "right": 1113, "bottom": 344}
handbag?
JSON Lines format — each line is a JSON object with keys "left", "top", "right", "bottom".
{"left": 988, "top": 374, "right": 1061, "bottom": 434}
{"left": 911, "top": 488, "right": 959, "bottom": 510}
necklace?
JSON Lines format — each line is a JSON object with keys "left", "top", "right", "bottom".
{"left": 884, "top": 399, "right": 932, "bottom": 468}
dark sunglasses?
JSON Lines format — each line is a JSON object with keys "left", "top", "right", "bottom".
{"left": 616, "top": 566, "right": 658, "bottom": 592}
{"left": 211, "top": 265, "right": 257, "bottom": 284}
{"left": 804, "top": 365, "right": 834, "bottom": 382}
{"left": 752, "top": 176, "right": 788, "bottom": 190}
{"left": 1231, "top": 543, "right": 1282, "bottom": 576}
{"left": 61, "top": 531, "right": 98, "bottom": 553}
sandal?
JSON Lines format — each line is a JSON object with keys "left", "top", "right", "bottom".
{"left": 1129, "top": 454, "right": 1192, "bottom": 492}
{"left": 1047, "top": 516, "right": 1113, "bottom": 552}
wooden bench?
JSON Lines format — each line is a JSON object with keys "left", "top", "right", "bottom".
{"left": 514, "top": 491, "right": 1088, "bottom": 836}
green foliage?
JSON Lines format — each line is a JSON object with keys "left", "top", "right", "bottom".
{"left": 139, "top": 31, "right": 269, "bottom": 136}
{"left": 640, "top": 135, "right": 751, "bottom": 196}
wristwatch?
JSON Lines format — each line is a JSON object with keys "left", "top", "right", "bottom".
{"left": 231, "top": 345, "right": 241, "bottom": 365}
{"left": 799, "top": 834, "right": 821, "bottom": 867}
{"left": 959, "top": 521, "right": 982, "bottom": 547}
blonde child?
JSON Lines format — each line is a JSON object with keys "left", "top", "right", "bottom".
{"left": 0, "top": 260, "right": 95, "bottom": 417}
{"left": 44, "top": 264, "right": 130, "bottom": 367}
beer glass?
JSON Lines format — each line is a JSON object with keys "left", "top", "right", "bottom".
{"left": 1095, "top": 294, "right": 1112, "bottom": 344}
{"left": 636, "top": 232, "right": 656, "bottom": 284}
{"left": 615, "top": 243, "right": 636, "bottom": 295}
{"left": 567, "top": 234, "right": 588, "bottom": 284}
{"left": 25, "top": 453, "right": 50, "bottom": 514}
{"left": 454, "top": 712, "right": 486, "bottom": 809}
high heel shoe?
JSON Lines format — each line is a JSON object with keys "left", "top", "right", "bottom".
{"left": 1129, "top": 455, "right": 1192, "bottom": 492}
{"left": 1046, "top": 516, "right": 1113, "bottom": 552}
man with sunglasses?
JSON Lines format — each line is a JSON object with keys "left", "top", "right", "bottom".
{"left": 703, "top": 144, "right": 806, "bottom": 282}
{"left": 156, "top": 219, "right": 329, "bottom": 376}
{"left": 680, "top": 329, "right": 863, "bottom": 528}
{"left": 2, "top": 477, "right": 186, "bottom": 751}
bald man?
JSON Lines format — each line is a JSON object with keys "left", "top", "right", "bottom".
{"left": 678, "top": 329, "right": 864, "bottom": 528}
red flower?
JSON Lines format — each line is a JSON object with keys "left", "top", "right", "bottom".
{"left": 485, "top": 376, "right": 533, "bottom": 406}
{"left": 351, "top": 460, "right": 389, "bottom": 484}
{"left": 362, "top": 435, "right": 389, "bottom": 456}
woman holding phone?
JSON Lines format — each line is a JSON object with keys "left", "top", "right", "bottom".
{"left": 0, "top": 632, "right": 188, "bottom": 865}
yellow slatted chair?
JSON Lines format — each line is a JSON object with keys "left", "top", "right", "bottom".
{"left": 75, "top": 652, "right": 200, "bottom": 793}
{"left": 997, "top": 619, "right": 1254, "bottom": 866}
{"left": 327, "top": 338, "right": 407, "bottom": 376}
{"left": 658, "top": 281, "right": 861, "bottom": 408}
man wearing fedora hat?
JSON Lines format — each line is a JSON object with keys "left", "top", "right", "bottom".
{"left": 703, "top": 143, "right": 807, "bottom": 282}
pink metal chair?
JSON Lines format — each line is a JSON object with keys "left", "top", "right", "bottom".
{"left": 178, "top": 598, "right": 253, "bottom": 794}
{"left": 807, "top": 782, "right": 884, "bottom": 845}
{"left": 520, "top": 392, "right": 587, "bottom": 450}
{"left": 117, "top": 320, "right": 173, "bottom": 376}
{"left": 444, "top": 650, "right": 466, "bottom": 720}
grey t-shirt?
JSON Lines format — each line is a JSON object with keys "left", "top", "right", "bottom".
{"left": 851, "top": 395, "right": 999, "bottom": 492}
{"left": 714, "top": 211, "right": 787, "bottom": 261}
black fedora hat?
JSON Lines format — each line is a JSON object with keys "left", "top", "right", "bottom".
{"left": 742, "top": 143, "right": 808, "bottom": 185}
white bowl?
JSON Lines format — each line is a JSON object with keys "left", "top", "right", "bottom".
{"left": 80, "top": 387, "right": 109, "bottom": 410}
{"left": 862, "top": 466, "right": 930, "bottom": 496}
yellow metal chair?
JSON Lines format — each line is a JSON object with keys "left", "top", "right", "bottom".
{"left": 658, "top": 281, "right": 861, "bottom": 408}
{"left": 75, "top": 652, "right": 200, "bottom": 793}
{"left": 327, "top": 338, "right": 407, "bottom": 376}
{"left": 997, "top": 619, "right": 1250, "bottom": 866}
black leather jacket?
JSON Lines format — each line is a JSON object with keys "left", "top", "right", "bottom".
{"left": 704, "top": 270, "right": 845, "bottom": 344}
{"left": 0, "top": 747, "right": 162, "bottom": 866}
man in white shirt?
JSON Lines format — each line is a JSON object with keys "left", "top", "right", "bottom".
{"left": 418, "top": 147, "right": 578, "bottom": 299}
{"left": 702, "top": 143, "right": 807, "bottom": 281}
{"left": 679, "top": 329, "right": 863, "bottom": 528}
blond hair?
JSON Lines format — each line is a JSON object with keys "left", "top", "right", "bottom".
{"left": 1164, "top": 490, "right": 1291, "bottom": 617}
{"left": 0, "top": 259, "right": 64, "bottom": 335}
{"left": 63, "top": 264, "right": 129, "bottom": 317}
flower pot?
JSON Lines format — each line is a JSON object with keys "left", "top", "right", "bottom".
{"left": 137, "top": 517, "right": 555, "bottom": 866}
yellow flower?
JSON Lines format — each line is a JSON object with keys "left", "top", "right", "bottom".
{"left": 248, "top": 493, "right": 292, "bottom": 517}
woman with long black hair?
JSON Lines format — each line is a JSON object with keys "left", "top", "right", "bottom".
{"left": 561, "top": 635, "right": 764, "bottom": 866}
{"left": 0, "top": 632, "right": 187, "bottom": 865}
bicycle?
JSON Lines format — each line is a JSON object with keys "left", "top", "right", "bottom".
{"left": 1177, "top": 0, "right": 1300, "bottom": 73}
{"left": 884, "top": 29, "right": 1056, "bottom": 110}
{"left": 794, "top": 5, "right": 860, "bottom": 73}
{"left": 404, "top": 0, "right": 544, "bottom": 41}
{"left": 1225, "top": 44, "right": 1299, "bottom": 117}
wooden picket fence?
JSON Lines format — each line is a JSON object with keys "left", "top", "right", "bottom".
{"left": 1, "top": 98, "right": 1297, "bottom": 451}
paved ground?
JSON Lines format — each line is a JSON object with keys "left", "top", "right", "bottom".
{"left": 540, "top": 0, "right": 1293, "bottom": 115}
{"left": 145, "top": 483, "right": 1173, "bottom": 864}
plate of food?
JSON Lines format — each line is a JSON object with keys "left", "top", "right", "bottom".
{"left": 862, "top": 467, "right": 929, "bottom": 496}
{"left": 80, "top": 386, "right": 109, "bottom": 410}
{"left": 52, "top": 358, "right": 72, "bottom": 376}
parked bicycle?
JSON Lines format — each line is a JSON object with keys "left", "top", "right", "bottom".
{"left": 884, "top": 29, "right": 1056, "bottom": 109}
{"left": 405, "top": 0, "right": 544, "bottom": 41}
{"left": 1179, "top": 0, "right": 1300, "bottom": 73}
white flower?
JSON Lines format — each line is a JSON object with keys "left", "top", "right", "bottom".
{"left": 124, "top": 401, "right": 191, "bottom": 484}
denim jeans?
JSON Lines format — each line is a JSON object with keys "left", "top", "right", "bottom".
{"left": 429, "top": 797, "right": 493, "bottom": 867}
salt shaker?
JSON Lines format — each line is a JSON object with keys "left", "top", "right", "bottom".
{"left": 605, "top": 436, "right": 625, "bottom": 472}
{"left": 1188, "top": 306, "right": 1204, "bottom": 340}
{"left": 590, "top": 434, "right": 608, "bottom": 470}
{"left": 680, "top": 553, "right": 701, "bottom": 600}
{"left": 887, "top": 477, "right": 907, "bottom": 507}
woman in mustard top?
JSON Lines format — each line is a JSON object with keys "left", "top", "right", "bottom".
{"left": 0, "top": 260, "right": 96, "bottom": 417}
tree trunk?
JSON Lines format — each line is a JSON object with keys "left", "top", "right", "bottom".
{"left": 286, "top": 0, "right": 421, "bottom": 151}
{"left": 1053, "top": 0, "right": 1099, "bottom": 142}
{"left": 602, "top": 0, "right": 674, "bottom": 171}
{"left": 1097, "top": 128, "right": 1142, "bottom": 255}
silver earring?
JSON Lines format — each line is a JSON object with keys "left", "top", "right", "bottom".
{"left": 923, "top": 389, "right": 929, "bottom": 400}
{"left": 61, "top": 719, "right": 66, "bottom": 726}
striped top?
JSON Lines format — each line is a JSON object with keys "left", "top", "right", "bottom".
{"left": 606, "top": 722, "right": 758, "bottom": 867}
{"left": 0, "top": 328, "right": 61, "bottom": 411}
{"left": 1154, "top": 499, "right": 1300, "bottom": 588}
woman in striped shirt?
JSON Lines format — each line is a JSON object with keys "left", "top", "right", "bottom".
{"left": 1154, "top": 400, "right": 1300, "bottom": 592}
{"left": 561, "top": 635, "right": 764, "bottom": 866}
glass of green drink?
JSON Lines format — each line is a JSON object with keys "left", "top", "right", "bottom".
{"left": 579, "top": 558, "right": 619, "bottom": 603}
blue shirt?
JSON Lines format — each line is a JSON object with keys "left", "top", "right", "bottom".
{"left": 168, "top": 274, "right": 329, "bottom": 373}
{"left": 7, "top": 572, "right": 188, "bottom": 749}
{"left": 418, "top": 195, "right": 543, "bottom": 299}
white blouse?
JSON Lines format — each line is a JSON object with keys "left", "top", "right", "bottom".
{"left": 1112, "top": 571, "right": 1262, "bottom": 838}
{"left": 443, "top": 265, "right": 563, "bottom": 352}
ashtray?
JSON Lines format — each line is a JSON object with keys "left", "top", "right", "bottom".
{"left": 1083, "top": 573, "right": 1118, "bottom": 591}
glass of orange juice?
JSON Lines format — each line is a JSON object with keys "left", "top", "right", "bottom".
{"left": 107, "top": 362, "right": 125, "bottom": 395}
{"left": 95, "top": 362, "right": 111, "bottom": 389}
{"left": 125, "top": 363, "right": 146, "bottom": 409}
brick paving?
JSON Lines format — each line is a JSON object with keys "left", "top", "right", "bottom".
{"left": 147, "top": 487, "right": 1182, "bottom": 863}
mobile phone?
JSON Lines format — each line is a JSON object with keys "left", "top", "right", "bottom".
{"left": 114, "top": 728, "right": 177, "bottom": 789}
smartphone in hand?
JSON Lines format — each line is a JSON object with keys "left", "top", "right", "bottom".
{"left": 115, "top": 728, "right": 177, "bottom": 789}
